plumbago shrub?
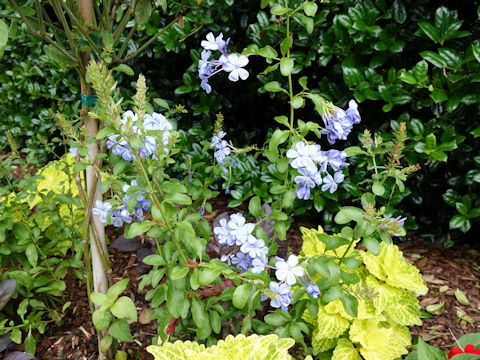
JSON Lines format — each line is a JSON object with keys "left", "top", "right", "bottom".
{"left": 80, "top": 22, "right": 425, "bottom": 359}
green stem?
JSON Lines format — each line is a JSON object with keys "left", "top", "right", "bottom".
{"left": 132, "top": 149, "right": 188, "bottom": 264}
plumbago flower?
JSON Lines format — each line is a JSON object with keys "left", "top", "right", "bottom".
{"left": 92, "top": 180, "right": 151, "bottom": 227}
{"left": 198, "top": 32, "right": 249, "bottom": 93}
{"left": 266, "top": 255, "right": 320, "bottom": 312}
{"left": 287, "top": 141, "right": 349, "bottom": 199}
{"left": 214, "top": 213, "right": 319, "bottom": 312}
{"left": 286, "top": 100, "right": 361, "bottom": 200}
{"left": 321, "top": 100, "right": 361, "bottom": 145}
{"left": 211, "top": 129, "right": 236, "bottom": 193}
{"left": 215, "top": 213, "right": 268, "bottom": 274}
{"left": 106, "top": 110, "right": 173, "bottom": 161}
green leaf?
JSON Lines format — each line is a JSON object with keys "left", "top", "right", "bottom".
{"left": 420, "top": 51, "right": 447, "bottom": 67}
{"left": 0, "top": 20, "right": 8, "bottom": 59}
{"left": 113, "top": 64, "right": 134, "bottom": 76}
{"left": 24, "top": 329, "right": 35, "bottom": 355}
{"left": 340, "top": 293, "right": 358, "bottom": 318}
{"left": 107, "top": 279, "right": 129, "bottom": 301}
{"left": 191, "top": 298, "right": 207, "bottom": 329}
{"left": 317, "top": 234, "right": 350, "bottom": 252}
{"left": 92, "top": 309, "right": 113, "bottom": 332}
{"left": 25, "top": 244, "right": 38, "bottom": 267}
{"left": 392, "top": 0, "right": 406, "bottom": 24}
{"left": 322, "top": 285, "right": 342, "bottom": 303}
{"left": 291, "top": 96, "right": 304, "bottom": 109}
{"left": 372, "top": 182, "right": 385, "bottom": 196}
{"left": 210, "top": 310, "right": 221, "bottom": 334}
{"left": 249, "top": 196, "right": 263, "bottom": 217}
{"left": 163, "top": 193, "right": 192, "bottom": 206}
{"left": 10, "top": 328, "right": 21, "bottom": 344}
{"left": 280, "top": 57, "right": 294, "bottom": 76}
{"left": 304, "top": 2, "right": 318, "bottom": 16}
{"left": 126, "top": 221, "right": 154, "bottom": 238}
{"left": 233, "top": 284, "right": 249, "bottom": 309}
{"left": 153, "top": 98, "right": 170, "bottom": 110}
{"left": 363, "top": 237, "right": 380, "bottom": 255}
{"left": 264, "top": 81, "right": 284, "bottom": 93}
{"left": 342, "top": 55, "right": 364, "bottom": 86}
{"left": 449, "top": 214, "right": 467, "bottom": 229}
{"left": 271, "top": 4, "right": 289, "bottom": 15}
{"left": 334, "top": 206, "right": 364, "bottom": 224}
{"left": 171, "top": 266, "right": 189, "bottom": 281}
{"left": 258, "top": 45, "right": 278, "bottom": 59}
{"left": 269, "top": 129, "right": 289, "bottom": 149}
{"left": 280, "top": 36, "right": 293, "bottom": 56}
{"left": 109, "top": 318, "right": 133, "bottom": 342}
{"left": 135, "top": 0, "right": 152, "bottom": 25}
{"left": 111, "top": 296, "right": 138, "bottom": 321}
{"left": 264, "top": 312, "right": 289, "bottom": 326}
{"left": 418, "top": 21, "right": 441, "bottom": 43}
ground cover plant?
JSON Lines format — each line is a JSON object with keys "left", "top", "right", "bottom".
{"left": 1, "top": 0, "right": 480, "bottom": 360}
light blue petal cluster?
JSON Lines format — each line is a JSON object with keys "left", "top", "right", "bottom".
{"left": 93, "top": 180, "right": 151, "bottom": 227}
{"left": 214, "top": 212, "right": 268, "bottom": 273}
{"left": 266, "top": 255, "right": 320, "bottom": 312}
{"left": 107, "top": 110, "right": 173, "bottom": 162}
{"left": 287, "top": 141, "right": 349, "bottom": 199}
{"left": 321, "top": 100, "right": 361, "bottom": 145}
{"left": 198, "top": 32, "right": 249, "bottom": 94}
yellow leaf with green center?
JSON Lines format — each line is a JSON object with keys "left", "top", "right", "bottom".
{"left": 362, "top": 243, "right": 427, "bottom": 292}
{"left": 349, "top": 319, "right": 410, "bottom": 360}
{"left": 300, "top": 226, "right": 359, "bottom": 258}
{"left": 365, "top": 275, "right": 402, "bottom": 315}
{"left": 316, "top": 305, "right": 350, "bottom": 339}
{"left": 384, "top": 289, "right": 422, "bottom": 326}
{"left": 332, "top": 339, "right": 362, "bottom": 360}
{"left": 147, "top": 334, "right": 295, "bottom": 360}
{"left": 311, "top": 330, "right": 337, "bottom": 354}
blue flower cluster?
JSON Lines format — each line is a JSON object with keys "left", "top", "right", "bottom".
{"left": 92, "top": 180, "right": 151, "bottom": 227}
{"left": 211, "top": 130, "right": 231, "bottom": 166}
{"left": 214, "top": 213, "right": 268, "bottom": 273}
{"left": 321, "top": 100, "right": 361, "bottom": 145}
{"left": 198, "top": 32, "right": 249, "bottom": 94}
{"left": 106, "top": 110, "right": 172, "bottom": 161}
{"left": 287, "top": 142, "right": 348, "bottom": 199}
{"left": 265, "top": 255, "right": 320, "bottom": 312}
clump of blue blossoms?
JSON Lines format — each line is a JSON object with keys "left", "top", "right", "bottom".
{"left": 286, "top": 99, "right": 361, "bottom": 200}
{"left": 287, "top": 142, "right": 348, "bottom": 199}
{"left": 214, "top": 213, "right": 268, "bottom": 273}
{"left": 106, "top": 110, "right": 172, "bottom": 161}
{"left": 198, "top": 32, "right": 249, "bottom": 94}
{"left": 92, "top": 180, "right": 151, "bottom": 227}
{"left": 321, "top": 100, "right": 361, "bottom": 145}
{"left": 265, "top": 255, "right": 320, "bottom": 312}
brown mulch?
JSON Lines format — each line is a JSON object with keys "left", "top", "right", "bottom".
{"left": 399, "top": 238, "right": 480, "bottom": 350}
{"left": 6, "top": 199, "right": 480, "bottom": 358}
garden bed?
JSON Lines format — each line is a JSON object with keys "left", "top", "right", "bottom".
{"left": 7, "top": 219, "right": 479, "bottom": 360}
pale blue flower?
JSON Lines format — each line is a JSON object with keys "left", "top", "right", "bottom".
{"left": 269, "top": 281, "right": 292, "bottom": 312}
{"left": 214, "top": 218, "right": 236, "bottom": 246}
{"left": 212, "top": 131, "right": 227, "bottom": 149}
{"left": 92, "top": 200, "right": 112, "bottom": 223}
{"left": 286, "top": 141, "right": 323, "bottom": 172}
{"left": 275, "top": 255, "right": 304, "bottom": 286}
{"left": 201, "top": 32, "right": 227, "bottom": 53}
{"left": 294, "top": 167, "right": 322, "bottom": 200}
{"left": 321, "top": 171, "right": 345, "bottom": 193}
{"left": 240, "top": 238, "right": 267, "bottom": 259}
{"left": 69, "top": 147, "right": 78, "bottom": 157}
{"left": 221, "top": 54, "right": 249, "bottom": 82}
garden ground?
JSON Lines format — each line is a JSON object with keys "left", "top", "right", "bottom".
{"left": 5, "top": 201, "right": 480, "bottom": 360}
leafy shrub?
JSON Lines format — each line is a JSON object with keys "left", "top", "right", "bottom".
{"left": 147, "top": 334, "right": 307, "bottom": 360}
{"left": 0, "top": 156, "right": 83, "bottom": 354}
{"left": 300, "top": 226, "right": 426, "bottom": 359}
